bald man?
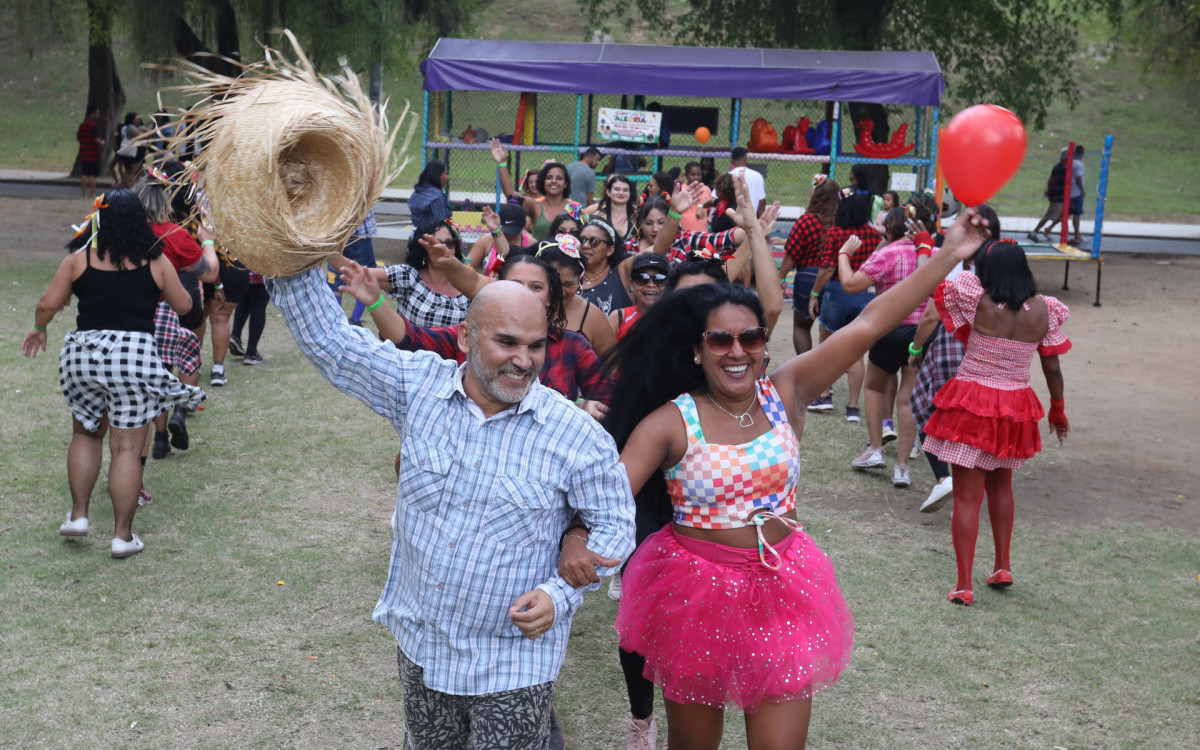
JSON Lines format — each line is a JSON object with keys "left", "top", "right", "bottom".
{"left": 269, "top": 268, "right": 634, "bottom": 750}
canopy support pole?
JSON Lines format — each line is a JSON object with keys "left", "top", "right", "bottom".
{"left": 928, "top": 106, "right": 940, "bottom": 191}
{"left": 830, "top": 102, "right": 841, "bottom": 181}
{"left": 730, "top": 99, "right": 741, "bottom": 149}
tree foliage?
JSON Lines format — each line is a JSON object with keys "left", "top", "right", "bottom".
{"left": 579, "top": 0, "right": 1096, "bottom": 130}
{"left": 125, "top": 0, "right": 479, "bottom": 77}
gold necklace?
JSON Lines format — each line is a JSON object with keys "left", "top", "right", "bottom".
{"left": 582, "top": 266, "right": 607, "bottom": 287}
{"left": 707, "top": 393, "right": 757, "bottom": 428}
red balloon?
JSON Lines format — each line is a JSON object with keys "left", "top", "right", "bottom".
{"left": 939, "top": 105, "right": 1027, "bottom": 206}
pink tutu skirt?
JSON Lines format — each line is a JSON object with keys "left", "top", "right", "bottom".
{"left": 614, "top": 525, "right": 854, "bottom": 712}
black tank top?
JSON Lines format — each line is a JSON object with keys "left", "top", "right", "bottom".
{"left": 71, "top": 249, "right": 161, "bottom": 334}
{"left": 579, "top": 266, "right": 632, "bottom": 316}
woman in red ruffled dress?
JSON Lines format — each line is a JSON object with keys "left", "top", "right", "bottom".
{"left": 922, "top": 239, "right": 1071, "bottom": 606}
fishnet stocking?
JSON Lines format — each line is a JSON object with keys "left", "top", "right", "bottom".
{"left": 107, "top": 424, "right": 148, "bottom": 541}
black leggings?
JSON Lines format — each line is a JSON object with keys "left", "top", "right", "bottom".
{"left": 620, "top": 507, "right": 671, "bottom": 720}
{"left": 921, "top": 429, "right": 951, "bottom": 480}
{"left": 232, "top": 283, "right": 270, "bottom": 356}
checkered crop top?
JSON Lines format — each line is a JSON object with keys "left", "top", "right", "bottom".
{"left": 665, "top": 378, "right": 801, "bottom": 530}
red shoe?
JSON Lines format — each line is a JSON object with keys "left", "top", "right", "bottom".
{"left": 948, "top": 589, "right": 974, "bottom": 606}
{"left": 986, "top": 569, "right": 1013, "bottom": 588}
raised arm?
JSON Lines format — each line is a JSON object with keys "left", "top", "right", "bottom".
{"left": 774, "top": 209, "right": 990, "bottom": 409}
{"left": 490, "top": 137, "right": 536, "bottom": 218}
{"left": 724, "top": 176, "right": 783, "bottom": 334}
{"left": 339, "top": 259, "right": 408, "bottom": 343}
{"left": 423, "top": 235, "right": 491, "bottom": 299}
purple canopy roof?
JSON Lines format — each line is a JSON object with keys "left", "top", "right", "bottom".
{"left": 421, "top": 39, "right": 945, "bottom": 107}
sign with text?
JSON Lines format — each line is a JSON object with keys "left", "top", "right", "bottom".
{"left": 596, "top": 108, "right": 663, "bottom": 144}
{"left": 890, "top": 172, "right": 919, "bottom": 192}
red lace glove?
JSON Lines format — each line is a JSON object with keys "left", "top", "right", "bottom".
{"left": 1047, "top": 398, "right": 1069, "bottom": 442}
{"left": 913, "top": 231, "right": 935, "bottom": 258}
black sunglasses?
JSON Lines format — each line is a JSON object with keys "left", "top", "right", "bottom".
{"left": 701, "top": 327, "right": 769, "bottom": 355}
{"left": 632, "top": 271, "right": 667, "bottom": 286}
{"left": 580, "top": 236, "right": 611, "bottom": 248}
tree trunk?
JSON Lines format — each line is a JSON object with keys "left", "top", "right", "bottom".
{"left": 73, "top": 0, "right": 125, "bottom": 179}
{"left": 173, "top": 0, "right": 241, "bottom": 77}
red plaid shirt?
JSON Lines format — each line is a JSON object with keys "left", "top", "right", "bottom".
{"left": 819, "top": 224, "right": 881, "bottom": 280}
{"left": 783, "top": 214, "right": 827, "bottom": 268}
{"left": 398, "top": 322, "right": 614, "bottom": 403}
{"left": 666, "top": 228, "right": 739, "bottom": 264}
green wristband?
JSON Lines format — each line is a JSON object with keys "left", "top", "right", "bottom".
{"left": 201, "top": 240, "right": 215, "bottom": 247}
{"left": 366, "top": 294, "right": 386, "bottom": 312}
{"left": 667, "top": 209, "right": 682, "bottom": 220}
{"left": 32, "top": 323, "right": 46, "bottom": 332}
{"left": 908, "top": 341, "right": 925, "bottom": 356}
{"left": 810, "top": 290, "right": 821, "bottom": 298}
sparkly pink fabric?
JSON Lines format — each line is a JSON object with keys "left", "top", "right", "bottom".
{"left": 614, "top": 526, "right": 854, "bottom": 711}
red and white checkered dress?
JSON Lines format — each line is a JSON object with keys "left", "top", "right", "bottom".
{"left": 922, "top": 274, "right": 1071, "bottom": 470}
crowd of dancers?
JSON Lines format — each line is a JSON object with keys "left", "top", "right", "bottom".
{"left": 25, "top": 144, "right": 1070, "bottom": 749}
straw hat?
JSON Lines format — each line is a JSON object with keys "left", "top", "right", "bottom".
{"left": 161, "top": 31, "right": 414, "bottom": 277}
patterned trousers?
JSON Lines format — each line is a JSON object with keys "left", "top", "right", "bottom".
{"left": 397, "top": 648, "right": 554, "bottom": 750}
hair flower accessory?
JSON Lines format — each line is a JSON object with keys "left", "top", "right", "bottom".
{"left": 538, "top": 235, "right": 582, "bottom": 260}
{"left": 71, "top": 194, "right": 110, "bottom": 249}
{"left": 811, "top": 173, "right": 828, "bottom": 188}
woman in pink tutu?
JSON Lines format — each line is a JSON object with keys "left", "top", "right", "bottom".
{"left": 922, "top": 239, "right": 1071, "bottom": 606}
{"left": 592, "top": 211, "right": 990, "bottom": 748}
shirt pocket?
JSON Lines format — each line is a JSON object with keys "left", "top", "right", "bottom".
{"left": 398, "top": 436, "right": 452, "bottom": 513}
{"left": 483, "top": 475, "right": 561, "bottom": 548}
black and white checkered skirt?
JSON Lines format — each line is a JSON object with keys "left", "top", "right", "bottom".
{"left": 58, "top": 329, "right": 206, "bottom": 432}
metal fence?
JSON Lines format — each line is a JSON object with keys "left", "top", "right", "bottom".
{"left": 421, "top": 90, "right": 939, "bottom": 215}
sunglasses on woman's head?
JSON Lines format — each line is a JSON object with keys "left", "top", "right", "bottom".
{"left": 701, "top": 327, "right": 769, "bottom": 355}
{"left": 580, "top": 236, "right": 610, "bottom": 248}
{"left": 632, "top": 271, "right": 667, "bottom": 286}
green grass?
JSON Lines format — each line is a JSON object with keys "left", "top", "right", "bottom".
{"left": 3, "top": 255, "right": 1199, "bottom": 748}
{"left": 1, "top": 5, "right": 1197, "bottom": 223}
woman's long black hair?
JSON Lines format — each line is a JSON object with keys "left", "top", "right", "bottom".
{"left": 603, "top": 283, "right": 766, "bottom": 521}
{"left": 66, "top": 189, "right": 161, "bottom": 268}
{"left": 976, "top": 240, "right": 1037, "bottom": 309}
{"left": 405, "top": 219, "right": 462, "bottom": 270}
{"left": 415, "top": 160, "right": 447, "bottom": 189}
{"left": 499, "top": 252, "right": 567, "bottom": 333}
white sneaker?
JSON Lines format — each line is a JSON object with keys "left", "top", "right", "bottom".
{"left": 59, "top": 512, "right": 89, "bottom": 537}
{"left": 920, "top": 478, "right": 954, "bottom": 513}
{"left": 893, "top": 464, "right": 912, "bottom": 488}
{"left": 111, "top": 533, "right": 144, "bottom": 558}
{"left": 852, "top": 448, "right": 886, "bottom": 469}
{"left": 608, "top": 571, "right": 622, "bottom": 601}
